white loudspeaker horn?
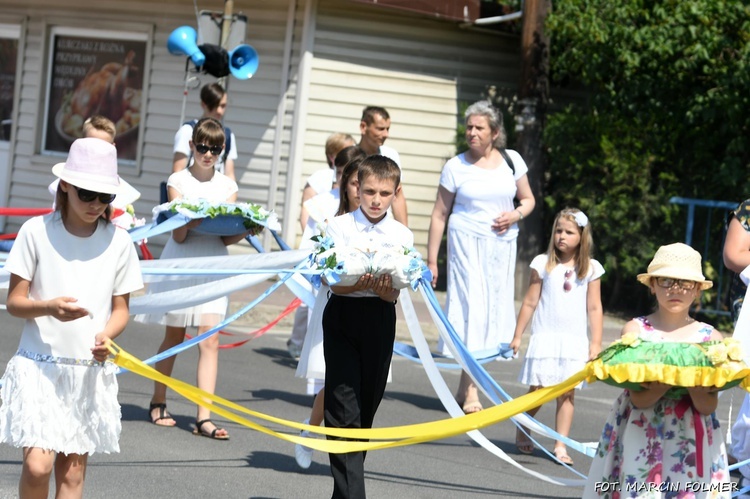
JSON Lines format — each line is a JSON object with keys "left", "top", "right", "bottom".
{"left": 228, "top": 44, "right": 259, "bottom": 80}
{"left": 167, "top": 26, "right": 206, "bottom": 67}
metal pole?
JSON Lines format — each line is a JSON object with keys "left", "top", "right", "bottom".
{"left": 179, "top": 59, "right": 193, "bottom": 126}
{"left": 218, "top": 0, "right": 234, "bottom": 89}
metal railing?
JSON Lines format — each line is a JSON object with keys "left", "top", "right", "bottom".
{"left": 669, "top": 196, "right": 738, "bottom": 318}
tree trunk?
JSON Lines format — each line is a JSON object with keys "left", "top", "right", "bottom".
{"left": 514, "top": 0, "right": 550, "bottom": 292}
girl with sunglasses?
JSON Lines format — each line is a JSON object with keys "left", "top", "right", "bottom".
{"left": 583, "top": 243, "right": 730, "bottom": 497}
{"left": 137, "top": 117, "right": 246, "bottom": 440}
{"left": 0, "top": 138, "right": 143, "bottom": 497}
{"left": 509, "top": 208, "right": 604, "bottom": 465}
{"left": 172, "top": 83, "right": 237, "bottom": 181}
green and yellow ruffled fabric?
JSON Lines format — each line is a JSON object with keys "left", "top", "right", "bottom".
{"left": 586, "top": 334, "right": 750, "bottom": 397}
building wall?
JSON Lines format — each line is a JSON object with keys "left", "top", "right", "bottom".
{"left": 289, "top": 0, "right": 522, "bottom": 254}
{"left": 0, "top": 0, "right": 298, "bottom": 254}
{"left": 0, "top": 0, "right": 523, "bottom": 261}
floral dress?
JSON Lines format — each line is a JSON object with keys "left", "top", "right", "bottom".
{"left": 729, "top": 199, "right": 750, "bottom": 324}
{"left": 583, "top": 318, "right": 730, "bottom": 499}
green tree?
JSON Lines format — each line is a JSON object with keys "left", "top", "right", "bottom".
{"left": 544, "top": 0, "right": 750, "bottom": 312}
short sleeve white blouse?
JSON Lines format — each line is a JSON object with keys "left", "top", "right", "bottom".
{"left": 4, "top": 214, "right": 143, "bottom": 358}
{"left": 439, "top": 149, "right": 528, "bottom": 241}
{"left": 166, "top": 168, "right": 238, "bottom": 202}
{"left": 528, "top": 254, "right": 605, "bottom": 339}
{"left": 306, "top": 168, "right": 336, "bottom": 195}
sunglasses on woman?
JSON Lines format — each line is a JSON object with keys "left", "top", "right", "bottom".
{"left": 654, "top": 277, "right": 697, "bottom": 290}
{"left": 73, "top": 186, "right": 116, "bottom": 204}
{"left": 194, "top": 143, "right": 223, "bottom": 156}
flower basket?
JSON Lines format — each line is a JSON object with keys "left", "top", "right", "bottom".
{"left": 153, "top": 199, "right": 281, "bottom": 236}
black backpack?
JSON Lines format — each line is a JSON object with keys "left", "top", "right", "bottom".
{"left": 160, "top": 120, "right": 233, "bottom": 204}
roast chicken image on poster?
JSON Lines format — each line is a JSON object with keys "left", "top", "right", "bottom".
{"left": 45, "top": 34, "right": 146, "bottom": 161}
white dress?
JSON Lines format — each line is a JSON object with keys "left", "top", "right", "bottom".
{"left": 437, "top": 150, "right": 528, "bottom": 354}
{"left": 295, "top": 285, "right": 330, "bottom": 386}
{"left": 306, "top": 168, "right": 335, "bottom": 197}
{"left": 518, "top": 255, "right": 605, "bottom": 387}
{"left": 0, "top": 214, "right": 143, "bottom": 455}
{"left": 135, "top": 168, "right": 238, "bottom": 327}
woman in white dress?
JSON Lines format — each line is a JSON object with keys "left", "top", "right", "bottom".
{"left": 426, "top": 101, "right": 535, "bottom": 413}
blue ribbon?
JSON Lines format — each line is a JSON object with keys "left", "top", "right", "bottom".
{"left": 419, "top": 279, "right": 594, "bottom": 463}
{"left": 392, "top": 342, "right": 511, "bottom": 370}
{"left": 128, "top": 213, "right": 191, "bottom": 242}
{"left": 117, "top": 267, "right": 299, "bottom": 374}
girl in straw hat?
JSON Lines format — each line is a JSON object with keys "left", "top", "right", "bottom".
{"left": 583, "top": 243, "right": 731, "bottom": 498}
{"left": 0, "top": 137, "right": 143, "bottom": 497}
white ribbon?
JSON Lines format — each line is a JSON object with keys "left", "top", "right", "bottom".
{"left": 401, "top": 289, "right": 586, "bottom": 486}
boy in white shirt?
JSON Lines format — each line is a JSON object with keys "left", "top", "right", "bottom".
{"left": 322, "top": 155, "right": 413, "bottom": 498}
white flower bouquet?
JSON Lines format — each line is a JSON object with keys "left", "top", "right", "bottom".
{"left": 307, "top": 231, "right": 430, "bottom": 290}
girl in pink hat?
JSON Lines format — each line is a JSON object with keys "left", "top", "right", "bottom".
{"left": 0, "top": 137, "right": 143, "bottom": 497}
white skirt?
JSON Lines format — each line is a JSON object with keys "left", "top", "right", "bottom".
{"left": 0, "top": 354, "right": 121, "bottom": 455}
{"left": 295, "top": 286, "right": 328, "bottom": 384}
{"left": 518, "top": 331, "right": 588, "bottom": 388}
{"left": 135, "top": 233, "right": 228, "bottom": 327}
{"left": 439, "top": 224, "right": 517, "bottom": 355}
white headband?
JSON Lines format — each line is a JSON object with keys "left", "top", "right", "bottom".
{"left": 563, "top": 211, "right": 588, "bottom": 227}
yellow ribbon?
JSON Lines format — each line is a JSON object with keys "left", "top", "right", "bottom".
{"left": 110, "top": 342, "right": 587, "bottom": 454}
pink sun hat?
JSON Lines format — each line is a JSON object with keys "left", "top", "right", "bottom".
{"left": 51, "top": 138, "right": 121, "bottom": 194}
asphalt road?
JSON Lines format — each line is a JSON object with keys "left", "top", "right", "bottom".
{"left": 0, "top": 288, "right": 741, "bottom": 498}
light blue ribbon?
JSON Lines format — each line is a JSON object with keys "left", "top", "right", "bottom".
{"left": 392, "top": 342, "right": 511, "bottom": 370}
{"left": 116, "top": 266, "right": 299, "bottom": 374}
{"left": 419, "top": 279, "right": 594, "bottom": 463}
{"left": 128, "top": 213, "right": 191, "bottom": 242}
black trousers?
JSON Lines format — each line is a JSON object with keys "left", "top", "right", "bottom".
{"left": 323, "top": 294, "right": 396, "bottom": 499}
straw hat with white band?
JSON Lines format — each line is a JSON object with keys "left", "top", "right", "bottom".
{"left": 636, "top": 242, "right": 713, "bottom": 290}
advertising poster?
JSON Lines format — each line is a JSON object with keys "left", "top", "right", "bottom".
{"left": 44, "top": 30, "right": 146, "bottom": 162}
{"left": 0, "top": 38, "right": 17, "bottom": 141}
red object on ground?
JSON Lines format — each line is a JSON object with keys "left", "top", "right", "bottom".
{"left": 185, "top": 298, "right": 302, "bottom": 349}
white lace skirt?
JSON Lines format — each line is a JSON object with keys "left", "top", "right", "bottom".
{"left": 439, "top": 226, "right": 517, "bottom": 355}
{"left": 518, "top": 331, "right": 588, "bottom": 388}
{"left": 0, "top": 354, "right": 121, "bottom": 455}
